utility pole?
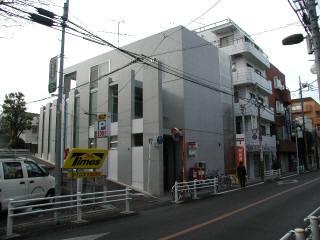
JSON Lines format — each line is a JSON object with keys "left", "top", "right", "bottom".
{"left": 257, "top": 100, "right": 264, "bottom": 181}
{"left": 306, "top": 0, "right": 320, "bottom": 99}
{"left": 299, "top": 77, "right": 309, "bottom": 170}
{"left": 55, "top": 0, "right": 69, "bottom": 200}
{"left": 294, "top": 121, "right": 300, "bottom": 175}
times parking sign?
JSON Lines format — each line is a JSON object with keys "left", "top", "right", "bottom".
{"left": 96, "top": 120, "right": 107, "bottom": 137}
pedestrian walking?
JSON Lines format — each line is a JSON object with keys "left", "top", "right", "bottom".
{"left": 237, "top": 161, "right": 247, "bottom": 188}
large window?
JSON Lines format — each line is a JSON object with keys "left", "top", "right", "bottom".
{"left": 133, "top": 133, "right": 143, "bottom": 147}
{"left": 89, "top": 91, "right": 98, "bottom": 127}
{"left": 90, "top": 65, "right": 99, "bottom": 89}
{"left": 236, "top": 116, "right": 242, "bottom": 134}
{"left": 135, "top": 87, "right": 143, "bottom": 118}
{"left": 25, "top": 161, "right": 46, "bottom": 178}
{"left": 109, "top": 85, "right": 118, "bottom": 122}
{"left": 3, "top": 162, "right": 23, "bottom": 179}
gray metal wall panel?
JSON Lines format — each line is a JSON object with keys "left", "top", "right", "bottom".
{"left": 143, "top": 63, "right": 163, "bottom": 195}
{"left": 117, "top": 69, "right": 134, "bottom": 185}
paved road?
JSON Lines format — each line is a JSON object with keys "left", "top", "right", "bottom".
{"left": 14, "top": 171, "right": 320, "bottom": 240}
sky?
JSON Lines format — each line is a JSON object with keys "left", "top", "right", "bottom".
{"left": 0, "top": 0, "right": 319, "bottom": 113}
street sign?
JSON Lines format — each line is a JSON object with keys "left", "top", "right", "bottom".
{"left": 67, "top": 171, "right": 104, "bottom": 179}
{"left": 48, "top": 56, "right": 58, "bottom": 93}
{"left": 96, "top": 120, "right": 107, "bottom": 138}
{"left": 187, "top": 142, "right": 198, "bottom": 157}
{"left": 63, "top": 148, "right": 108, "bottom": 169}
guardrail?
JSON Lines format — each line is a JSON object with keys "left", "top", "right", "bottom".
{"left": 171, "top": 178, "right": 218, "bottom": 204}
{"left": 264, "top": 169, "right": 281, "bottom": 179}
{"left": 6, "top": 188, "right": 132, "bottom": 238}
{"left": 280, "top": 205, "right": 320, "bottom": 240}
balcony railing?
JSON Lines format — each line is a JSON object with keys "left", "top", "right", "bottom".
{"left": 234, "top": 102, "right": 274, "bottom": 122}
{"left": 232, "top": 68, "right": 272, "bottom": 95}
{"left": 221, "top": 38, "right": 270, "bottom": 69}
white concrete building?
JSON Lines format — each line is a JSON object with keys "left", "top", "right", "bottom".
{"left": 37, "top": 26, "right": 233, "bottom": 196}
{"left": 195, "top": 19, "right": 276, "bottom": 178}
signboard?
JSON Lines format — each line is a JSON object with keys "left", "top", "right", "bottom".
{"left": 63, "top": 148, "right": 108, "bottom": 169}
{"left": 235, "top": 146, "right": 245, "bottom": 165}
{"left": 236, "top": 134, "right": 247, "bottom": 167}
{"left": 48, "top": 56, "right": 58, "bottom": 93}
{"left": 187, "top": 142, "right": 198, "bottom": 157}
{"left": 95, "top": 113, "right": 110, "bottom": 138}
{"left": 96, "top": 120, "right": 107, "bottom": 137}
{"left": 68, "top": 171, "right": 104, "bottom": 179}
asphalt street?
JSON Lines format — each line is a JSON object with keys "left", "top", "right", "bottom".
{"left": 10, "top": 171, "right": 320, "bottom": 240}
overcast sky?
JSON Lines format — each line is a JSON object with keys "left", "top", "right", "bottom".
{"left": 0, "top": 0, "right": 319, "bottom": 113}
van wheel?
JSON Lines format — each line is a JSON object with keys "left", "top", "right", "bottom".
{"left": 46, "top": 189, "right": 54, "bottom": 197}
{"left": 46, "top": 189, "right": 55, "bottom": 205}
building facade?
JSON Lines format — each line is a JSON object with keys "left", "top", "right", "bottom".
{"left": 266, "top": 64, "right": 296, "bottom": 172}
{"left": 37, "top": 26, "right": 233, "bottom": 196}
{"left": 195, "top": 19, "right": 276, "bottom": 178}
{"left": 291, "top": 97, "right": 320, "bottom": 168}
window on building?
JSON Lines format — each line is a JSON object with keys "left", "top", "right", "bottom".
{"left": 90, "top": 65, "right": 99, "bottom": 89}
{"left": 292, "top": 105, "right": 301, "bottom": 111}
{"left": 254, "top": 69, "right": 262, "bottom": 76}
{"left": 261, "top": 125, "right": 266, "bottom": 136}
{"left": 258, "top": 97, "right": 264, "bottom": 105}
{"left": 64, "top": 71, "right": 77, "bottom": 94}
{"left": 31, "top": 126, "right": 38, "bottom": 133}
{"left": 135, "top": 87, "right": 143, "bottom": 118}
{"left": 133, "top": 133, "right": 143, "bottom": 147}
{"left": 74, "top": 96, "right": 80, "bottom": 147}
{"left": 317, "top": 111, "right": 320, "bottom": 117}
{"left": 250, "top": 93, "right": 256, "bottom": 99}
{"left": 236, "top": 116, "right": 242, "bottom": 134}
{"left": 109, "top": 85, "right": 118, "bottom": 122}
{"left": 234, "top": 91, "right": 239, "bottom": 103}
{"left": 109, "top": 135, "right": 118, "bottom": 149}
{"left": 89, "top": 91, "right": 98, "bottom": 127}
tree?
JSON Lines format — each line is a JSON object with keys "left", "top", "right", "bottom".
{"left": 1, "top": 92, "right": 32, "bottom": 148}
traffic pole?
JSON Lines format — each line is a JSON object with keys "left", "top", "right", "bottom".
{"left": 54, "top": 0, "right": 69, "bottom": 221}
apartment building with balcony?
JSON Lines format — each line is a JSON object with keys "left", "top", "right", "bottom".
{"left": 195, "top": 19, "right": 276, "bottom": 178}
{"left": 267, "top": 64, "right": 296, "bottom": 172}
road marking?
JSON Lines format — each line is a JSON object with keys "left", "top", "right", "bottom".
{"left": 159, "top": 176, "right": 320, "bottom": 240}
{"left": 217, "top": 181, "right": 264, "bottom": 195}
{"left": 62, "top": 233, "right": 110, "bottom": 240}
{"left": 277, "top": 180, "right": 299, "bottom": 185}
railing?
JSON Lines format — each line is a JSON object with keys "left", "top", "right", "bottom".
{"left": 264, "top": 169, "right": 281, "bottom": 179}
{"left": 171, "top": 178, "right": 218, "bottom": 204}
{"left": 6, "top": 188, "right": 132, "bottom": 238}
{"left": 280, "top": 205, "right": 320, "bottom": 240}
{"left": 232, "top": 68, "right": 272, "bottom": 94}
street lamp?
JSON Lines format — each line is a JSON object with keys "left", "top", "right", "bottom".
{"left": 282, "top": 33, "right": 304, "bottom": 45}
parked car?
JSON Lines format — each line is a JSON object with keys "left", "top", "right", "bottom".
{"left": 0, "top": 158, "right": 55, "bottom": 211}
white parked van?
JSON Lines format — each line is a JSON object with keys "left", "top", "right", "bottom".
{"left": 0, "top": 158, "right": 55, "bottom": 211}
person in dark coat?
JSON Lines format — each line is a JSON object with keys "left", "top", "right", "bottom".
{"left": 237, "top": 161, "right": 247, "bottom": 188}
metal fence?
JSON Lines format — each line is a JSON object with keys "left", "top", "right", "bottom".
{"left": 6, "top": 188, "right": 132, "bottom": 238}
{"left": 171, "top": 178, "right": 218, "bottom": 204}
{"left": 264, "top": 169, "right": 281, "bottom": 179}
{"left": 280, "top": 206, "right": 320, "bottom": 240}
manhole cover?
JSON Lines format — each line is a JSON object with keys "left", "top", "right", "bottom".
{"left": 277, "top": 179, "right": 299, "bottom": 185}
